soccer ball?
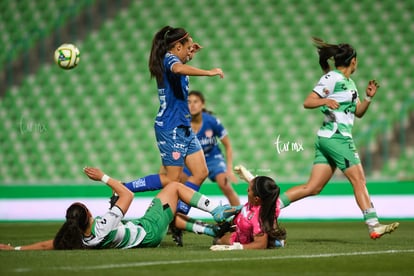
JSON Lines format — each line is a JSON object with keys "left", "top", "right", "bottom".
{"left": 54, "top": 43, "right": 80, "bottom": 69}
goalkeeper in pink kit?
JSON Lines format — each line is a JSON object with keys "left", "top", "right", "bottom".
{"left": 211, "top": 167, "right": 286, "bottom": 250}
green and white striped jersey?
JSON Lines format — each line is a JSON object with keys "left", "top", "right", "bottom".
{"left": 82, "top": 206, "right": 147, "bottom": 249}
{"left": 313, "top": 70, "right": 359, "bottom": 138}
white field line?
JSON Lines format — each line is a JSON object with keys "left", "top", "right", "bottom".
{"left": 13, "top": 249, "right": 414, "bottom": 273}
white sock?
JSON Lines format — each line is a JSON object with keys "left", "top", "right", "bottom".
{"left": 190, "top": 193, "right": 219, "bottom": 213}
{"left": 363, "top": 208, "right": 379, "bottom": 226}
{"left": 192, "top": 223, "right": 206, "bottom": 234}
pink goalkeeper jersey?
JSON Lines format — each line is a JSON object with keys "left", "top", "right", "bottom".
{"left": 230, "top": 202, "right": 280, "bottom": 245}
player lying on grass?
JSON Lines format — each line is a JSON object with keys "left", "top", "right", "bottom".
{"left": 174, "top": 173, "right": 286, "bottom": 250}
{"left": 0, "top": 167, "right": 240, "bottom": 250}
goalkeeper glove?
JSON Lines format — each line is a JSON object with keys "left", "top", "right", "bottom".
{"left": 234, "top": 165, "right": 255, "bottom": 182}
{"left": 210, "top": 242, "right": 243, "bottom": 251}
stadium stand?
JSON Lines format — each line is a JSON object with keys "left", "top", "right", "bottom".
{"left": 0, "top": 0, "right": 93, "bottom": 70}
{"left": 0, "top": 0, "right": 413, "bottom": 184}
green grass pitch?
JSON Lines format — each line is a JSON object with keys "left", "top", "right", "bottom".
{"left": 1, "top": 221, "right": 413, "bottom": 275}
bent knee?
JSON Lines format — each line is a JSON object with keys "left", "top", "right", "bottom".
{"left": 303, "top": 185, "right": 323, "bottom": 196}
{"left": 163, "top": 181, "right": 182, "bottom": 191}
{"left": 191, "top": 170, "right": 208, "bottom": 184}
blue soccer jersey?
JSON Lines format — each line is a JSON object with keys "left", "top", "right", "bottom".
{"left": 183, "top": 112, "right": 228, "bottom": 180}
{"left": 154, "top": 52, "right": 191, "bottom": 130}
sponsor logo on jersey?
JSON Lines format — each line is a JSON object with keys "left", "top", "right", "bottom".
{"left": 199, "top": 135, "right": 217, "bottom": 146}
{"left": 248, "top": 212, "right": 254, "bottom": 220}
{"left": 174, "top": 143, "right": 185, "bottom": 149}
{"left": 205, "top": 129, "right": 213, "bottom": 138}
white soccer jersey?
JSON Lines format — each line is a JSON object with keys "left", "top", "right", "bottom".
{"left": 82, "top": 206, "right": 147, "bottom": 249}
{"left": 313, "top": 70, "right": 359, "bottom": 138}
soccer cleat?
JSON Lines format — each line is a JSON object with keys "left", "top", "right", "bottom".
{"left": 234, "top": 165, "right": 255, "bottom": 182}
{"left": 191, "top": 220, "right": 232, "bottom": 237}
{"left": 211, "top": 204, "right": 242, "bottom": 223}
{"left": 172, "top": 230, "right": 183, "bottom": 247}
{"left": 169, "top": 222, "right": 183, "bottom": 247}
{"left": 213, "top": 221, "right": 234, "bottom": 238}
{"left": 275, "top": 239, "right": 286, "bottom": 248}
{"left": 369, "top": 222, "right": 399, "bottom": 239}
{"left": 274, "top": 226, "right": 287, "bottom": 247}
{"left": 109, "top": 182, "right": 127, "bottom": 208}
{"left": 199, "top": 224, "right": 216, "bottom": 237}
{"left": 109, "top": 193, "right": 119, "bottom": 208}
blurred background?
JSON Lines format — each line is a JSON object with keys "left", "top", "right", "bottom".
{"left": 0, "top": 0, "right": 413, "bottom": 186}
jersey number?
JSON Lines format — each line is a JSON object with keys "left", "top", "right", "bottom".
{"left": 157, "top": 95, "right": 166, "bottom": 117}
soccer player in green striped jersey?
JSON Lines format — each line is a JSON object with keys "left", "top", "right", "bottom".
{"left": 278, "top": 38, "right": 398, "bottom": 239}
{"left": 256, "top": 38, "right": 397, "bottom": 239}
{"left": 0, "top": 168, "right": 241, "bottom": 250}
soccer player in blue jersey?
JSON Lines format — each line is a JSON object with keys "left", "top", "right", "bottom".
{"left": 182, "top": 91, "right": 240, "bottom": 206}
{"left": 119, "top": 28, "right": 223, "bottom": 207}
{"left": 0, "top": 167, "right": 240, "bottom": 250}
{"left": 117, "top": 26, "right": 224, "bottom": 246}
{"left": 126, "top": 26, "right": 223, "bottom": 188}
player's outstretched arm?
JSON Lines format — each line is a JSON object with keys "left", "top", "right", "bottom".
{"left": 172, "top": 63, "right": 224, "bottom": 78}
{"left": 0, "top": 239, "right": 54, "bottom": 251}
{"left": 83, "top": 167, "right": 133, "bottom": 215}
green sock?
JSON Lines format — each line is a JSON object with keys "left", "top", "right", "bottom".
{"left": 185, "top": 220, "right": 215, "bottom": 237}
{"left": 363, "top": 208, "right": 379, "bottom": 226}
{"left": 185, "top": 221, "right": 196, "bottom": 232}
{"left": 279, "top": 193, "right": 291, "bottom": 209}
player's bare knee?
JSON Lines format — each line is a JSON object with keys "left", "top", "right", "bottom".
{"left": 351, "top": 178, "right": 366, "bottom": 189}
{"left": 191, "top": 171, "right": 208, "bottom": 184}
{"left": 163, "top": 181, "right": 180, "bottom": 192}
{"left": 305, "top": 185, "right": 323, "bottom": 196}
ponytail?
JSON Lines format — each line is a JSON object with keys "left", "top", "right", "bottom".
{"left": 312, "top": 37, "right": 357, "bottom": 73}
{"left": 53, "top": 202, "right": 90, "bottom": 250}
{"left": 252, "top": 176, "right": 285, "bottom": 248}
{"left": 149, "top": 26, "right": 190, "bottom": 84}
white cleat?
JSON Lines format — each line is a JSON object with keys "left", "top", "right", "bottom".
{"left": 369, "top": 222, "right": 399, "bottom": 239}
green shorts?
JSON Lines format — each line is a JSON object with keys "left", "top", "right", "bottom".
{"left": 313, "top": 133, "right": 361, "bottom": 171}
{"left": 134, "top": 198, "right": 174, "bottom": 248}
